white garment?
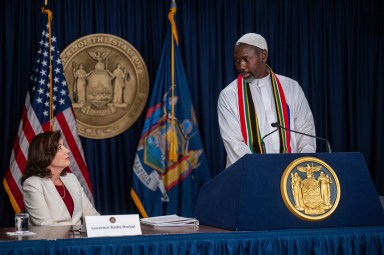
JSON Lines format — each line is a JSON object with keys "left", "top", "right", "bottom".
{"left": 218, "top": 73, "right": 316, "bottom": 168}
{"left": 23, "top": 173, "right": 99, "bottom": 226}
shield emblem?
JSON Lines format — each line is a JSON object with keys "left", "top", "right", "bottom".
{"left": 143, "top": 121, "right": 186, "bottom": 174}
{"left": 86, "top": 70, "right": 113, "bottom": 109}
{"left": 301, "top": 178, "right": 323, "bottom": 210}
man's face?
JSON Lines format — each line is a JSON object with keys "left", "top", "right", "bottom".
{"left": 234, "top": 44, "right": 267, "bottom": 79}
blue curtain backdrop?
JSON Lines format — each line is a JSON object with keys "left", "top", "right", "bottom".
{"left": 0, "top": 0, "right": 383, "bottom": 227}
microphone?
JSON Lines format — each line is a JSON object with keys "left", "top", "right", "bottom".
{"left": 271, "top": 122, "right": 332, "bottom": 152}
{"left": 260, "top": 127, "right": 279, "bottom": 153}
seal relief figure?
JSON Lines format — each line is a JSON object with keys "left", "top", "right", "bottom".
{"left": 61, "top": 34, "right": 149, "bottom": 139}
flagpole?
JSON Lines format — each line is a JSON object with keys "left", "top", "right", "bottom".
{"left": 168, "top": 1, "right": 179, "bottom": 162}
{"left": 131, "top": 0, "right": 211, "bottom": 217}
{"left": 42, "top": 7, "right": 54, "bottom": 131}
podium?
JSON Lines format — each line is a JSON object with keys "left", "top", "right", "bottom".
{"left": 194, "top": 153, "right": 384, "bottom": 231}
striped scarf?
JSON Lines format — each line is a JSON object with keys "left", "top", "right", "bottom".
{"left": 237, "top": 65, "right": 291, "bottom": 154}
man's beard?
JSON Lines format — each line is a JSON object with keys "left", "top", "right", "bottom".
{"left": 244, "top": 77, "right": 255, "bottom": 83}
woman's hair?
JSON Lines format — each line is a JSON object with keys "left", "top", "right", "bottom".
{"left": 21, "top": 131, "right": 67, "bottom": 185}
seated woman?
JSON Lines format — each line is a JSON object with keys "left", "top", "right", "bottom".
{"left": 21, "top": 131, "right": 99, "bottom": 226}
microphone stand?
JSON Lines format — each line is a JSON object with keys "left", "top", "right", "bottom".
{"left": 271, "top": 123, "right": 332, "bottom": 153}
{"left": 260, "top": 128, "right": 279, "bottom": 153}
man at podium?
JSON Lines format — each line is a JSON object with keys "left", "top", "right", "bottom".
{"left": 218, "top": 33, "right": 316, "bottom": 167}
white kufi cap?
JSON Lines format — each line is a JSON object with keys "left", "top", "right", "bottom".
{"left": 236, "top": 33, "right": 268, "bottom": 52}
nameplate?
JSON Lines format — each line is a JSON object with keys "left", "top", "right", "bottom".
{"left": 85, "top": 214, "right": 142, "bottom": 237}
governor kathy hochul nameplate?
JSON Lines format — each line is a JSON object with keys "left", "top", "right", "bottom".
{"left": 85, "top": 214, "right": 142, "bottom": 237}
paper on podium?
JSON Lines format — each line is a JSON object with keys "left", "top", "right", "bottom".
{"left": 140, "top": 215, "right": 199, "bottom": 227}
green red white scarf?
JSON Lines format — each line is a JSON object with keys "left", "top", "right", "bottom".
{"left": 237, "top": 65, "right": 291, "bottom": 153}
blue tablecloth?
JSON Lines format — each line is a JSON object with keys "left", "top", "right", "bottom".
{"left": 1, "top": 226, "right": 383, "bottom": 255}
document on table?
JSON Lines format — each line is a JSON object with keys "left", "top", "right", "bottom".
{"left": 140, "top": 214, "right": 199, "bottom": 227}
{"left": 6, "top": 231, "right": 36, "bottom": 236}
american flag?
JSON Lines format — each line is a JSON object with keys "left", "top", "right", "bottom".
{"left": 3, "top": 13, "right": 94, "bottom": 213}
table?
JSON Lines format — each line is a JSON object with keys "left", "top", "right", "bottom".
{"left": 1, "top": 224, "right": 384, "bottom": 254}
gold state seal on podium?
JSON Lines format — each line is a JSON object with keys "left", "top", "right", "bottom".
{"left": 280, "top": 157, "right": 341, "bottom": 221}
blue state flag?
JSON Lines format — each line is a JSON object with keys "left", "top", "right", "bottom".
{"left": 131, "top": 4, "right": 211, "bottom": 218}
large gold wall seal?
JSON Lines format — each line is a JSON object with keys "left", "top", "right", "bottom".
{"left": 61, "top": 34, "right": 149, "bottom": 139}
{"left": 280, "top": 157, "right": 341, "bottom": 221}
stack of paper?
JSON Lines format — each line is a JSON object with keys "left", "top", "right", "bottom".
{"left": 6, "top": 231, "right": 36, "bottom": 236}
{"left": 140, "top": 214, "right": 199, "bottom": 227}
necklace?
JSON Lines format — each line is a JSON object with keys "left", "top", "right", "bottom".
{"left": 53, "top": 180, "right": 66, "bottom": 199}
{"left": 60, "top": 185, "right": 66, "bottom": 199}
{"left": 52, "top": 178, "right": 66, "bottom": 199}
